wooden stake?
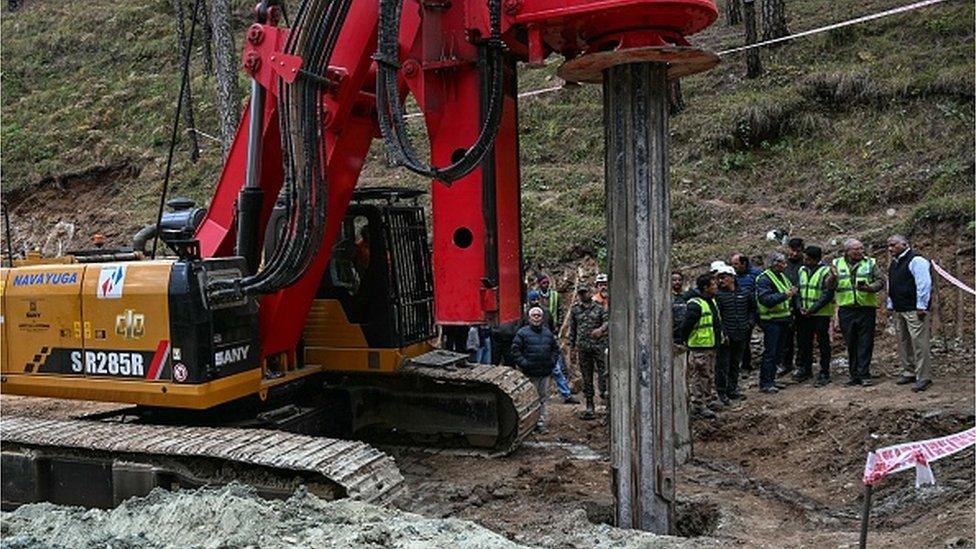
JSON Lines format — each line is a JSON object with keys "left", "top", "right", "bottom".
{"left": 604, "top": 61, "right": 675, "bottom": 534}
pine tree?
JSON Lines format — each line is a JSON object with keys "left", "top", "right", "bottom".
{"left": 210, "top": 0, "right": 241, "bottom": 159}
{"left": 761, "top": 0, "right": 789, "bottom": 41}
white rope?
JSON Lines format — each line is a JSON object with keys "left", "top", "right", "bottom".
{"left": 186, "top": 127, "right": 222, "bottom": 143}
{"left": 401, "top": 0, "right": 952, "bottom": 114}
{"left": 717, "top": 0, "right": 949, "bottom": 55}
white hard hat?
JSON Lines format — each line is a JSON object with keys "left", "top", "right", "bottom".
{"left": 716, "top": 265, "right": 736, "bottom": 276}
{"left": 709, "top": 260, "right": 729, "bottom": 272}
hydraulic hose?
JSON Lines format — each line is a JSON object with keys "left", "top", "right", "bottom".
{"left": 374, "top": 0, "right": 505, "bottom": 184}
{"left": 208, "top": 0, "right": 350, "bottom": 302}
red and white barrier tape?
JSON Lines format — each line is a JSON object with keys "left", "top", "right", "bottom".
{"left": 932, "top": 261, "right": 976, "bottom": 296}
{"left": 862, "top": 427, "right": 976, "bottom": 487}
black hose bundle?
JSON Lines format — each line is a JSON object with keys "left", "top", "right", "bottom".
{"left": 209, "top": 0, "right": 351, "bottom": 301}
{"left": 375, "top": 0, "right": 505, "bottom": 184}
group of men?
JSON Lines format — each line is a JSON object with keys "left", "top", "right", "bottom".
{"left": 502, "top": 274, "right": 611, "bottom": 433}
{"left": 675, "top": 234, "right": 934, "bottom": 418}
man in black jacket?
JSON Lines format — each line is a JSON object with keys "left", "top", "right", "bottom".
{"left": 511, "top": 306, "right": 561, "bottom": 433}
{"left": 715, "top": 265, "right": 752, "bottom": 401}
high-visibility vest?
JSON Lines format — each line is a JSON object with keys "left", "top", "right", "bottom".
{"left": 833, "top": 257, "right": 879, "bottom": 308}
{"left": 799, "top": 265, "right": 835, "bottom": 317}
{"left": 542, "top": 289, "right": 560, "bottom": 321}
{"left": 686, "top": 297, "right": 719, "bottom": 348}
{"left": 756, "top": 269, "right": 792, "bottom": 321}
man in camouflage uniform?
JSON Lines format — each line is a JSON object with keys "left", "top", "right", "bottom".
{"left": 569, "top": 285, "right": 609, "bottom": 420}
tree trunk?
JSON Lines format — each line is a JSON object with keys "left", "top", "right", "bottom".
{"left": 743, "top": 0, "right": 762, "bottom": 79}
{"left": 725, "top": 0, "right": 742, "bottom": 25}
{"left": 210, "top": 0, "right": 241, "bottom": 160}
{"left": 667, "top": 80, "right": 684, "bottom": 115}
{"left": 761, "top": 0, "right": 789, "bottom": 41}
{"left": 198, "top": 0, "right": 214, "bottom": 76}
{"left": 173, "top": 0, "right": 201, "bottom": 163}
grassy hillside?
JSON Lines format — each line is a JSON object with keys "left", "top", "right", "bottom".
{"left": 2, "top": 0, "right": 973, "bottom": 270}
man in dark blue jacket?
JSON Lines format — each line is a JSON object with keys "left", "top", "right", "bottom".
{"left": 511, "top": 306, "right": 560, "bottom": 433}
{"left": 731, "top": 252, "right": 763, "bottom": 374}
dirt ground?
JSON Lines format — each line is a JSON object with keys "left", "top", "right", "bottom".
{"left": 2, "top": 336, "right": 973, "bottom": 548}
{"left": 388, "top": 337, "right": 975, "bottom": 548}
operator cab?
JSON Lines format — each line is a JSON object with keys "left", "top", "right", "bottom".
{"left": 265, "top": 187, "right": 435, "bottom": 370}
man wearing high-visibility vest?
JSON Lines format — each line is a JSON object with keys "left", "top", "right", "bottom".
{"left": 831, "top": 238, "right": 886, "bottom": 386}
{"left": 678, "top": 272, "right": 726, "bottom": 418}
{"left": 755, "top": 252, "right": 797, "bottom": 394}
{"left": 796, "top": 245, "right": 836, "bottom": 386}
{"left": 538, "top": 275, "right": 560, "bottom": 324}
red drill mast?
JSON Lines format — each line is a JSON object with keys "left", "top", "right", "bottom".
{"left": 195, "top": 0, "right": 715, "bottom": 361}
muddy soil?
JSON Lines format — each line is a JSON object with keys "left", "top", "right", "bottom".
{"left": 1, "top": 337, "right": 972, "bottom": 548}
{"left": 389, "top": 339, "right": 975, "bottom": 548}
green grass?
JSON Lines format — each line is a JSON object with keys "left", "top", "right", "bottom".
{"left": 1, "top": 0, "right": 973, "bottom": 268}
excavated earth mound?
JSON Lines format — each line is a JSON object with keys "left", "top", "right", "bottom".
{"left": 0, "top": 484, "right": 524, "bottom": 549}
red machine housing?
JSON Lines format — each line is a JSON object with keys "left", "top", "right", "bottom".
{"left": 193, "top": 0, "right": 717, "bottom": 362}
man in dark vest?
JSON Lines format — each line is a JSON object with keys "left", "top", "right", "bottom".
{"left": 886, "top": 235, "right": 933, "bottom": 392}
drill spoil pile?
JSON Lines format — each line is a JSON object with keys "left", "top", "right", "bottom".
{"left": 0, "top": 484, "right": 523, "bottom": 549}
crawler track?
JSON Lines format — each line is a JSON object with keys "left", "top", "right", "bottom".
{"left": 1, "top": 416, "right": 403, "bottom": 509}
{"left": 331, "top": 353, "right": 541, "bottom": 456}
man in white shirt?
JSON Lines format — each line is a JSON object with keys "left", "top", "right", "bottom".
{"left": 886, "top": 235, "right": 933, "bottom": 392}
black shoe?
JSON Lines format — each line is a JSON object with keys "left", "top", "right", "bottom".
{"left": 582, "top": 398, "right": 596, "bottom": 420}
{"left": 563, "top": 395, "right": 581, "bottom": 404}
{"left": 912, "top": 379, "right": 932, "bottom": 392}
{"left": 693, "top": 407, "right": 717, "bottom": 419}
{"left": 759, "top": 385, "right": 779, "bottom": 394}
{"left": 728, "top": 391, "right": 747, "bottom": 400}
{"left": 814, "top": 376, "right": 830, "bottom": 387}
{"left": 719, "top": 395, "right": 731, "bottom": 406}
{"left": 775, "top": 367, "right": 793, "bottom": 378}
{"left": 846, "top": 379, "right": 863, "bottom": 386}
{"left": 792, "top": 372, "right": 812, "bottom": 383}
{"left": 896, "top": 376, "right": 916, "bottom": 385}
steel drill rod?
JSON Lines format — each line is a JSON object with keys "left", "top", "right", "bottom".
{"left": 604, "top": 61, "right": 675, "bottom": 534}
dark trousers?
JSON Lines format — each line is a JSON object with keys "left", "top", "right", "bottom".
{"left": 781, "top": 321, "right": 795, "bottom": 372}
{"left": 717, "top": 339, "right": 747, "bottom": 395}
{"left": 760, "top": 321, "right": 790, "bottom": 388}
{"left": 578, "top": 346, "right": 607, "bottom": 399}
{"left": 741, "top": 323, "right": 755, "bottom": 372}
{"left": 838, "top": 307, "right": 876, "bottom": 381}
{"left": 796, "top": 316, "right": 831, "bottom": 377}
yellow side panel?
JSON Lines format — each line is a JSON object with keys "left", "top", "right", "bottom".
{"left": 80, "top": 262, "right": 172, "bottom": 381}
{"left": 306, "top": 341, "right": 433, "bottom": 374}
{"left": 303, "top": 299, "right": 369, "bottom": 348}
{"left": 2, "top": 264, "right": 86, "bottom": 375}
{"left": 1, "top": 268, "right": 8, "bottom": 372}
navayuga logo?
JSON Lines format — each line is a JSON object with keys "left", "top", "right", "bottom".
{"left": 97, "top": 266, "right": 127, "bottom": 299}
